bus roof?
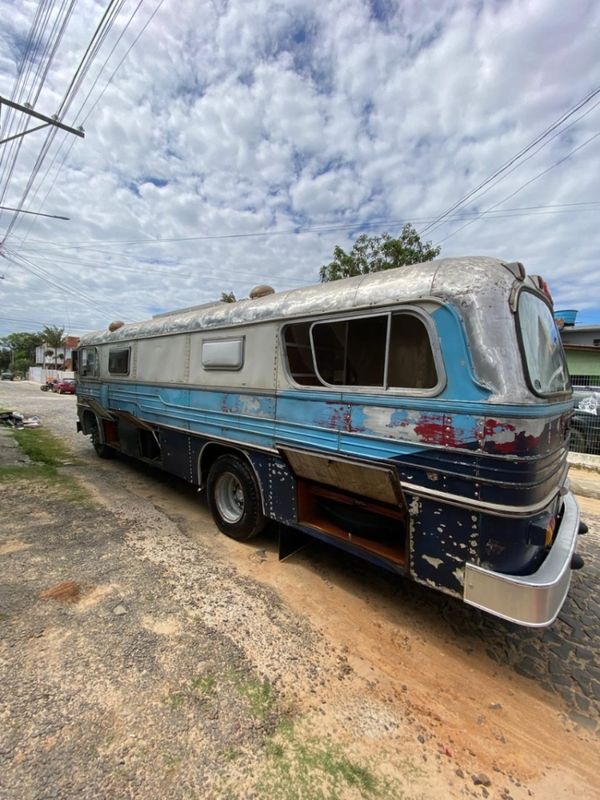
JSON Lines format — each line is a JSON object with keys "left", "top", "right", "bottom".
{"left": 80, "top": 256, "right": 524, "bottom": 346}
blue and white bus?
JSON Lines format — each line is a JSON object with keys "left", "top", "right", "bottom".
{"left": 75, "top": 256, "right": 585, "bottom": 627}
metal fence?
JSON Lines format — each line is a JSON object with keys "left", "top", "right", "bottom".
{"left": 570, "top": 374, "right": 600, "bottom": 455}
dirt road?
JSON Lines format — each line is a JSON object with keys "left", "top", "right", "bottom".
{"left": 1, "top": 381, "right": 599, "bottom": 799}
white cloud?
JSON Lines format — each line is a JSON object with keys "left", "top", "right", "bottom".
{"left": 0, "top": 0, "right": 599, "bottom": 339}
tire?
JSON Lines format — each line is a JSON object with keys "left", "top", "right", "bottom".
{"left": 569, "top": 428, "right": 587, "bottom": 454}
{"left": 207, "top": 454, "right": 265, "bottom": 541}
{"left": 91, "top": 422, "right": 116, "bottom": 459}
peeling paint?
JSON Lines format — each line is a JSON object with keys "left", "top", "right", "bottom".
{"left": 422, "top": 555, "right": 443, "bottom": 569}
{"left": 453, "top": 567, "right": 465, "bottom": 586}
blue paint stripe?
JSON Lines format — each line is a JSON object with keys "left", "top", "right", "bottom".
{"left": 78, "top": 381, "right": 571, "bottom": 461}
{"left": 277, "top": 389, "right": 573, "bottom": 419}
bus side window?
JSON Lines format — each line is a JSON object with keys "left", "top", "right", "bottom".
{"left": 80, "top": 347, "right": 99, "bottom": 378}
{"left": 283, "top": 323, "right": 321, "bottom": 385}
{"left": 313, "top": 317, "right": 387, "bottom": 387}
{"left": 387, "top": 314, "right": 437, "bottom": 389}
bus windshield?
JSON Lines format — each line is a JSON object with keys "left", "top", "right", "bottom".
{"left": 518, "top": 290, "right": 570, "bottom": 395}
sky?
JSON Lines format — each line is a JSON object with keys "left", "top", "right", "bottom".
{"left": 0, "top": 0, "right": 599, "bottom": 338}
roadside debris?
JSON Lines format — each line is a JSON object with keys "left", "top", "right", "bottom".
{"left": 0, "top": 410, "right": 42, "bottom": 429}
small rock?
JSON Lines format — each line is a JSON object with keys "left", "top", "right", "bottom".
{"left": 113, "top": 604, "right": 127, "bottom": 616}
{"left": 489, "top": 702, "right": 502, "bottom": 710}
{"left": 417, "top": 734, "right": 426, "bottom": 744}
{"left": 472, "top": 773, "right": 492, "bottom": 787}
{"left": 455, "top": 768, "right": 465, "bottom": 778}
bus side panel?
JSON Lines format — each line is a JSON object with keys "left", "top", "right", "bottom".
{"left": 275, "top": 389, "right": 342, "bottom": 453}
{"left": 407, "top": 494, "right": 473, "bottom": 596}
{"left": 248, "top": 452, "right": 297, "bottom": 523}
{"left": 159, "top": 428, "right": 205, "bottom": 484}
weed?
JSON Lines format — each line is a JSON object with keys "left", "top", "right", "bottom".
{"left": 240, "top": 678, "right": 274, "bottom": 719}
{"left": 226, "top": 668, "right": 275, "bottom": 720}
{"left": 256, "top": 719, "right": 413, "bottom": 800}
{"left": 223, "top": 747, "right": 240, "bottom": 762}
{"left": 163, "top": 691, "right": 185, "bottom": 710}
{"left": 191, "top": 674, "right": 216, "bottom": 694}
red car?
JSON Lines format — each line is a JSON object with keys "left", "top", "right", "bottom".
{"left": 52, "top": 378, "right": 76, "bottom": 395}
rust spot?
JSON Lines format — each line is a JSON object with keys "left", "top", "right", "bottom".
{"left": 40, "top": 581, "right": 82, "bottom": 604}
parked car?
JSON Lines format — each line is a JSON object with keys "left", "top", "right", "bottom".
{"left": 1, "top": 371, "right": 14, "bottom": 380}
{"left": 52, "top": 378, "right": 77, "bottom": 395}
{"left": 570, "top": 391, "right": 600, "bottom": 455}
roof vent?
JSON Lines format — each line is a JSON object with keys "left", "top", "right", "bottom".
{"left": 249, "top": 284, "right": 275, "bottom": 299}
{"left": 108, "top": 320, "right": 125, "bottom": 331}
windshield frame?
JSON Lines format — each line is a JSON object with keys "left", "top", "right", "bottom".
{"left": 516, "top": 287, "right": 571, "bottom": 398}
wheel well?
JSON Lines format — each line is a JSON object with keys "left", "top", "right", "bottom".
{"left": 81, "top": 409, "right": 97, "bottom": 435}
{"left": 199, "top": 443, "right": 265, "bottom": 513}
{"left": 199, "top": 443, "right": 247, "bottom": 485}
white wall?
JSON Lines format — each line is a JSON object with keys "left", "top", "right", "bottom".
{"left": 29, "top": 366, "right": 75, "bottom": 383}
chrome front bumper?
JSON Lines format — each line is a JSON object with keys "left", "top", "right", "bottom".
{"left": 463, "top": 491, "right": 580, "bottom": 627}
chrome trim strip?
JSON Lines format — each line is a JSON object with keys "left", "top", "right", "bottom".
{"left": 463, "top": 492, "right": 580, "bottom": 627}
{"left": 400, "top": 479, "right": 564, "bottom": 518}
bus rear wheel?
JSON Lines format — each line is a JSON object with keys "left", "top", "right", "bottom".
{"left": 207, "top": 454, "right": 265, "bottom": 541}
{"left": 91, "top": 422, "right": 115, "bottom": 459}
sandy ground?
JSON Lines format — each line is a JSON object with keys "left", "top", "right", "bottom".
{"left": 1, "top": 381, "right": 599, "bottom": 799}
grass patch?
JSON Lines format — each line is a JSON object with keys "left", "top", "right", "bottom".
{"left": 191, "top": 674, "right": 216, "bottom": 694}
{"left": 227, "top": 669, "right": 275, "bottom": 720}
{"left": 255, "top": 719, "right": 416, "bottom": 800}
{"left": 223, "top": 747, "right": 240, "bottom": 762}
{"left": 0, "top": 427, "right": 91, "bottom": 505}
{"left": 13, "top": 427, "right": 75, "bottom": 466}
{"left": 163, "top": 691, "right": 185, "bottom": 710}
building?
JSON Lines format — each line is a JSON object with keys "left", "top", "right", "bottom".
{"left": 555, "top": 310, "right": 600, "bottom": 388}
{"left": 34, "top": 335, "right": 80, "bottom": 370}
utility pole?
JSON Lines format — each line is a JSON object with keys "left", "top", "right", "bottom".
{"left": 0, "top": 96, "right": 85, "bottom": 144}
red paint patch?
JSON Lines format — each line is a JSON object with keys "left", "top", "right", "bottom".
{"left": 480, "top": 418, "right": 517, "bottom": 453}
{"left": 414, "top": 416, "right": 466, "bottom": 448}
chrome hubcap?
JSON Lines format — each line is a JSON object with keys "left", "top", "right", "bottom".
{"left": 215, "top": 472, "right": 245, "bottom": 523}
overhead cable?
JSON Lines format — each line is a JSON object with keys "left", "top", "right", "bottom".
{"left": 418, "top": 84, "right": 600, "bottom": 236}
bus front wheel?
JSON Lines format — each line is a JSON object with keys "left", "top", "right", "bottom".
{"left": 207, "top": 454, "right": 265, "bottom": 541}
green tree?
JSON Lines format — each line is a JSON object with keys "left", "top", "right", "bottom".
{"left": 0, "top": 331, "right": 44, "bottom": 373}
{"left": 319, "top": 224, "right": 441, "bottom": 282}
{"left": 42, "top": 326, "right": 65, "bottom": 371}
{"left": 13, "top": 355, "right": 32, "bottom": 377}
{"left": 221, "top": 291, "right": 237, "bottom": 303}
{"left": 0, "top": 348, "right": 10, "bottom": 370}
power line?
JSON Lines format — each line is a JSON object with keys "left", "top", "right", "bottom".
{"left": 14, "top": 249, "right": 313, "bottom": 286}
{"left": 433, "top": 131, "right": 600, "bottom": 246}
{"left": 422, "top": 97, "right": 600, "bottom": 239}
{"left": 14, "top": 0, "right": 163, "bottom": 244}
{"left": 16, "top": 201, "right": 600, "bottom": 251}
{"left": 2, "top": 247, "right": 130, "bottom": 319}
{"left": 0, "top": 204, "right": 69, "bottom": 221}
{"left": 418, "top": 85, "right": 600, "bottom": 237}
{"left": 1, "top": 0, "right": 128, "bottom": 243}
{"left": 9, "top": 0, "right": 167, "bottom": 245}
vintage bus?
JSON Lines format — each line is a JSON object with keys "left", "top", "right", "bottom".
{"left": 75, "top": 256, "right": 585, "bottom": 627}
